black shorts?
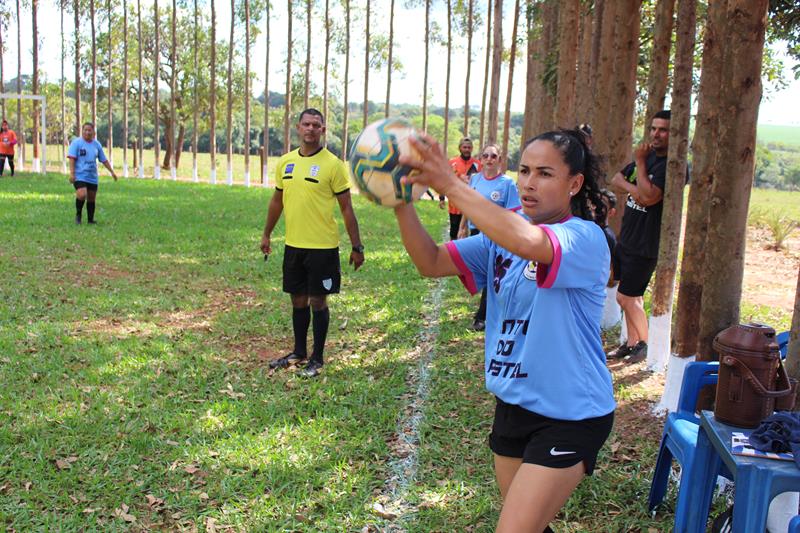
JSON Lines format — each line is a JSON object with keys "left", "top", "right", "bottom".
{"left": 614, "top": 246, "right": 657, "bottom": 297}
{"left": 282, "top": 245, "right": 341, "bottom": 295}
{"left": 73, "top": 181, "right": 98, "bottom": 192}
{"left": 0, "top": 154, "right": 13, "bottom": 161}
{"left": 489, "top": 397, "right": 614, "bottom": 475}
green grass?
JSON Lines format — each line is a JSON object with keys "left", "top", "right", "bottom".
{"left": 0, "top": 171, "right": 789, "bottom": 531}
{"left": 750, "top": 188, "right": 800, "bottom": 221}
{"left": 757, "top": 124, "right": 800, "bottom": 147}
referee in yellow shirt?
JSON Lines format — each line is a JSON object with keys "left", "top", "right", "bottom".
{"left": 261, "top": 108, "right": 365, "bottom": 377}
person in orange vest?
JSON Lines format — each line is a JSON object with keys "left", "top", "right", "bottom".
{"left": 0, "top": 120, "right": 18, "bottom": 176}
{"left": 441, "top": 137, "right": 481, "bottom": 240}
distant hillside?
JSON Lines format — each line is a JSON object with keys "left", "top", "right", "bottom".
{"left": 757, "top": 124, "right": 800, "bottom": 147}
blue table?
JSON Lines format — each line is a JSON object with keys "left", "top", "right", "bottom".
{"left": 683, "top": 411, "right": 800, "bottom": 532}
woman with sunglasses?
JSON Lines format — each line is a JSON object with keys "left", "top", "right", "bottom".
{"left": 458, "top": 143, "right": 520, "bottom": 331}
{"left": 393, "top": 129, "right": 614, "bottom": 533}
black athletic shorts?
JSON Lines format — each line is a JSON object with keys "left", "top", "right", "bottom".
{"left": 282, "top": 245, "right": 341, "bottom": 295}
{"left": 0, "top": 154, "right": 14, "bottom": 161}
{"left": 73, "top": 181, "right": 99, "bottom": 191}
{"left": 614, "top": 245, "right": 657, "bottom": 298}
{"left": 489, "top": 397, "right": 614, "bottom": 475}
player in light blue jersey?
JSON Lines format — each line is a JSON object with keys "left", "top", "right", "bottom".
{"left": 393, "top": 128, "right": 614, "bottom": 533}
{"left": 68, "top": 122, "right": 117, "bottom": 224}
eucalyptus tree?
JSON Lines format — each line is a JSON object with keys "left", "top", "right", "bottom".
{"left": 461, "top": 0, "right": 474, "bottom": 136}
{"left": 153, "top": 0, "right": 160, "bottom": 179}
{"left": 60, "top": 0, "right": 66, "bottom": 170}
{"left": 304, "top": 0, "right": 311, "bottom": 109}
{"left": 32, "top": 0, "right": 39, "bottom": 170}
{"left": 0, "top": 6, "right": 5, "bottom": 118}
{"left": 362, "top": 0, "right": 369, "bottom": 128}
{"left": 422, "top": 0, "right": 430, "bottom": 132}
{"left": 226, "top": 0, "right": 234, "bottom": 184}
{"left": 262, "top": 0, "right": 270, "bottom": 180}
{"left": 137, "top": 0, "right": 144, "bottom": 177}
{"left": 91, "top": 0, "right": 96, "bottom": 126}
{"left": 244, "top": 0, "right": 251, "bottom": 186}
{"left": 443, "top": 0, "right": 451, "bottom": 151}
{"left": 210, "top": 0, "right": 217, "bottom": 183}
{"left": 16, "top": 0, "right": 22, "bottom": 164}
{"left": 340, "top": 0, "right": 349, "bottom": 159}
{"left": 554, "top": 0, "right": 579, "bottom": 128}
{"left": 105, "top": 0, "right": 113, "bottom": 166}
{"left": 193, "top": 0, "right": 199, "bottom": 181}
{"left": 283, "top": 0, "right": 292, "bottom": 152}
{"left": 486, "top": 0, "right": 501, "bottom": 144}
{"left": 170, "top": 0, "right": 177, "bottom": 179}
{"left": 122, "top": 0, "right": 129, "bottom": 177}
{"left": 478, "top": 0, "right": 490, "bottom": 148}
{"left": 384, "top": 0, "right": 394, "bottom": 117}
{"left": 501, "top": 0, "right": 519, "bottom": 162}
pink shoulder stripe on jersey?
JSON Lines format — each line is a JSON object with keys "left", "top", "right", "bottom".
{"left": 536, "top": 225, "right": 562, "bottom": 289}
{"left": 445, "top": 241, "right": 479, "bottom": 295}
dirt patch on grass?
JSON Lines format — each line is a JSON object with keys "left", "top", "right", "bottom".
{"left": 222, "top": 334, "right": 286, "bottom": 368}
{"left": 742, "top": 225, "right": 799, "bottom": 314}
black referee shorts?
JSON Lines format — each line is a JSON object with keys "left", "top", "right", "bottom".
{"left": 614, "top": 246, "right": 657, "bottom": 298}
{"left": 282, "top": 245, "right": 341, "bottom": 296}
{"left": 489, "top": 397, "right": 614, "bottom": 475}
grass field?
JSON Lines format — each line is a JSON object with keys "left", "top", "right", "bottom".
{"left": 0, "top": 172, "right": 791, "bottom": 531}
{"left": 756, "top": 124, "right": 800, "bottom": 147}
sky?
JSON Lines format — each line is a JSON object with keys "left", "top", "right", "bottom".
{"left": 4, "top": 1, "right": 800, "bottom": 125}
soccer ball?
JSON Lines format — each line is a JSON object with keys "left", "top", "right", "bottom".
{"left": 348, "top": 118, "right": 428, "bottom": 207}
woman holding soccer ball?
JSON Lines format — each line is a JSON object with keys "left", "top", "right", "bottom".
{"left": 394, "top": 129, "right": 614, "bottom": 533}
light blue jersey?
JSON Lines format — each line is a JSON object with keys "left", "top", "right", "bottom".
{"left": 445, "top": 214, "right": 615, "bottom": 420}
{"left": 68, "top": 137, "right": 107, "bottom": 185}
{"left": 467, "top": 172, "right": 520, "bottom": 231}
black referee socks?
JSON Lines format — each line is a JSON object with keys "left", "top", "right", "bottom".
{"left": 311, "top": 308, "right": 329, "bottom": 364}
{"left": 292, "top": 306, "right": 311, "bottom": 357}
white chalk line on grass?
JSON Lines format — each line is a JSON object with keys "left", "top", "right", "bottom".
{"left": 373, "top": 242, "right": 449, "bottom": 531}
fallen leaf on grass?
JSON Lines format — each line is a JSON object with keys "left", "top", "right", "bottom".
{"left": 145, "top": 494, "right": 165, "bottom": 509}
{"left": 371, "top": 502, "right": 397, "bottom": 520}
{"left": 205, "top": 516, "right": 217, "bottom": 532}
{"left": 164, "top": 439, "right": 179, "bottom": 446}
{"left": 24, "top": 482, "right": 31, "bottom": 491}
{"left": 199, "top": 492, "right": 209, "bottom": 501}
{"left": 114, "top": 504, "right": 136, "bottom": 522}
{"left": 55, "top": 456, "right": 78, "bottom": 470}
{"left": 184, "top": 465, "right": 200, "bottom": 474}
{"left": 82, "top": 508, "right": 98, "bottom": 514}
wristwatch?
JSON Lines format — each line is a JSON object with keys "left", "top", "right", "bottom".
{"left": 352, "top": 244, "right": 365, "bottom": 254}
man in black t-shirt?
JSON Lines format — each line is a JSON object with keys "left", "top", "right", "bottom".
{"left": 607, "top": 110, "right": 674, "bottom": 364}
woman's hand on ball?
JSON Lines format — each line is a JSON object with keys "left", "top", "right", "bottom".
{"left": 399, "top": 133, "right": 457, "bottom": 196}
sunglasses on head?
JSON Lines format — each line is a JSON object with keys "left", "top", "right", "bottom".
{"left": 481, "top": 153, "right": 499, "bottom": 159}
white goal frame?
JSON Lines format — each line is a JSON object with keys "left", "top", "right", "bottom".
{"left": 0, "top": 93, "right": 47, "bottom": 174}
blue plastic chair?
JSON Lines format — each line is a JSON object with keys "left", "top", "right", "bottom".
{"left": 778, "top": 330, "right": 789, "bottom": 359}
{"left": 648, "top": 361, "right": 730, "bottom": 530}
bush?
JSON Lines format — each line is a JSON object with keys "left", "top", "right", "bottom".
{"left": 750, "top": 208, "right": 799, "bottom": 250}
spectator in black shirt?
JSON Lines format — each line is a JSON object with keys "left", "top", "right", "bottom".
{"left": 606, "top": 110, "right": 675, "bottom": 364}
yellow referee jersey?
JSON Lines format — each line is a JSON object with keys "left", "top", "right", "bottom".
{"left": 274, "top": 147, "right": 352, "bottom": 249}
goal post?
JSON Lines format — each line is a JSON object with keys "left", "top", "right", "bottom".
{"left": 0, "top": 93, "right": 47, "bottom": 174}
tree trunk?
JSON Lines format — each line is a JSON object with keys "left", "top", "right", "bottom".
{"left": 304, "top": 0, "right": 311, "bottom": 110}
{"left": 123, "top": 0, "right": 129, "bottom": 177}
{"left": 324, "top": 0, "right": 330, "bottom": 125}
{"left": 91, "top": 0, "right": 97, "bottom": 126}
{"left": 226, "top": 0, "right": 234, "bottom": 184}
{"left": 486, "top": 0, "right": 502, "bottom": 144}
{"left": 210, "top": 0, "right": 217, "bottom": 183}
{"left": 422, "top": 0, "right": 430, "bottom": 133}
{"left": 192, "top": 0, "right": 198, "bottom": 181}
{"left": 16, "top": 0, "right": 22, "bottom": 163}
{"left": 1, "top": 15, "right": 4, "bottom": 119}
{"left": 479, "top": 0, "right": 491, "bottom": 149}
{"left": 385, "top": 0, "right": 394, "bottom": 118}
{"left": 263, "top": 0, "right": 270, "bottom": 181}
{"left": 60, "top": 1, "right": 66, "bottom": 170}
{"left": 521, "top": 1, "right": 535, "bottom": 145}
{"left": 592, "top": 0, "right": 616, "bottom": 159}
{"left": 554, "top": 0, "right": 579, "bottom": 129}
{"left": 341, "top": 0, "right": 349, "bottom": 160}
{"left": 153, "top": 0, "right": 160, "bottom": 179}
{"left": 696, "top": 0, "right": 769, "bottom": 361}
{"left": 137, "top": 0, "right": 144, "bottom": 177}
{"left": 244, "top": 0, "right": 251, "bottom": 186}
{"left": 363, "top": 0, "right": 370, "bottom": 128}
{"left": 674, "top": 0, "right": 724, "bottom": 357}
{"left": 589, "top": 0, "right": 604, "bottom": 108}
{"left": 74, "top": 0, "right": 81, "bottom": 135}
{"left": 32, "top": 0, "right": 39, "bottom": 169}
{"left": 174, "top": 124, "right": 185, "bottom": 167}
{"left": 444, "top": 0, "right": 452, "bottom": 152}
{"left": 606, "top": 0, "right": 642, "bottom": 235}
{"left": 648, "top": 0, "right": 695, "bottom": 377}
{"left": 106, "top": 0, "right": 113, "bottom": 167}
{"left": 642, "top": 0, "right": 675, "bottom": 140}
{"left": 575, "top": 0, "right": 594, "bottom": 124}
{"left": 283, "top": 0, "right": 292, "bottom": 153}
{"left": 784, "top": 264, "right": 800, "bottom": 380}
{"left": 501, "top": 0, "right": 520, "bottom": 163}
{"left": 533, "top": 0, "right": 558, "bottom": 136}
{"left": 169, "top": 0, "right": 177, "bottom": 178}
{"left": 463, "top": 0, "right": 473, "bottom": 136}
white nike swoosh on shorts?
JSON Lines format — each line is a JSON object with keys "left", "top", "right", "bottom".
{"left": 549, "top": 447, "right": 576, "bottom": 456}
